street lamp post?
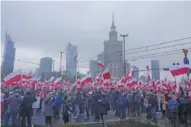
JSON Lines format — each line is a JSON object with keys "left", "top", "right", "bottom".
{"left": 52, "top": 60, "right": 55, "bottom": 72}
{"left": 120, "top": 34, "right": 129, "bottom": 76}
{"left": 60, "top": 52, "right": 64, "bottom": 75}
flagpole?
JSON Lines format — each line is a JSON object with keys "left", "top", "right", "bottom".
{"left": 76, "top": 58, "right": 79, "bottom": 81}
{"left": 20, "top": 68, "right": 22, "bottom": 87}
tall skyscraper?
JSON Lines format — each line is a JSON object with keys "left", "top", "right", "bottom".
{"left": 1, "top": 32, "right": 16, "bottom": 78}
{"left": 132, "top": 65, "right": 139, "bottom": 80}
{"left": 39, "top": 57, "right": 53, "bottom": 81}
{"left": 39, "top": 57, "right": 53, "bottom": 76}
{"left": 89, "top": 60, "right": 99, "bottom": 80}
{"left": 104, "top": 14, "right": 123, "bottom": 79}
{"left": 151, "top": 60, "right": 160, "bottom": 81}
{"left": 66, "top": 42, "right": 78, "bottom": 78}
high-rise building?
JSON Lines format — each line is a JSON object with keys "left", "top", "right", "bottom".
{"left": 66, "top": 42, "right": 78, "bottom": 78}
{"left": 89, "top": 60, "right": 99, "bottom": 80}
{"left": 151, "top": 60, "right": 160, "bottom": 81}
{"left": 132, "top": 65, "right": 139, "bottom": 80}
{"left": 34, "top": 68, "right": 40, "bottom": 78}
{"left": 39, "top": 57, "right": 53, "bottom": 73}
{"left": 39, "top": 57, "right": 53, "bottom": 80}
{"left": 1, "top": 32, "right": 16, "bottom": 78}
{"left": 104, "top": 14, "right": 123, "bottom": 80}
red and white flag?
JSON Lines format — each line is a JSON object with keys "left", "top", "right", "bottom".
{"left": 4, "top": 70, "right": 23, "bottom": 86}
{"left": 123, "top": 68, "right": 134, "bottom": 83}
{"left": 97, "top": 61, "right": 104, "bottom": 68}
{"left": 53, "top": 77, "right": 62, "bottom": 84}
{"left": 48, "top": 76, "right": 54, "bottom": 82}
{"left": 102, "top": 68, "right": 111, "bottom": 79}
{"left": 80, "top": 73, "right": 92, "bottom": 86}
{"left": 170, "top": 64, "right": 191, "bottom": 77}
{"left": 126, "top": 79, "right": 137, "bottom": 88}
{"left": 147, "top": 73, "right": 151, "bottom": 81}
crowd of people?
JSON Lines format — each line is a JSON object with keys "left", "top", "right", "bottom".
{"left": 1, "top": 84, "right": 191, "bottom": 127}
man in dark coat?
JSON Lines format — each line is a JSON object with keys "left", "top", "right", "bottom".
{"left": 20, "top": 91, "right": 37, "bottom": 127}
{"left": 84, "top": 92, "right": 91, "bottom": 121}
{"left": 127, "top": 91, "right": 133, "bottom": 116}
{"left": 109, "top": 88, "right": 117, "bottom": 112}
{"left": 92, "top": 89, "right": 101, "bottom": 121}
{"left": 179, "top": 92, "right": 191, "bottom": 124}
{"left": 134, "top": 91, "right": 141, "bottom": 116}
{"left": 98, "top": 91, "right": 110, "bottom": 123}
{"left": 118, "top": 91, "right": 128, "bottom": 119}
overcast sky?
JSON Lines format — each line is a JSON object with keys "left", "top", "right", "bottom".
{"left": 1, "top": 1, "right": 191, "bottom": 78}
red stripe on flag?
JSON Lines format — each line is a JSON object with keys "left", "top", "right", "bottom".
{"left": 97, "top": 61, "right": 104, "bottom": 68}
{"left": 102, "top": 69, "right": 111, "bottom": 79}
{"left": 170, "top": 65, "right": 190, "bottom": 76}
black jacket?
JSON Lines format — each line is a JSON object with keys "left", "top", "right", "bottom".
{"left": 20, "top": 92, "right": 37, "bottom": 116}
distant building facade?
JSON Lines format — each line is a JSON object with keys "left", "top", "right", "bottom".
{"left": 125, "top": 62, "right": 131, "bottom": 74}
{"left": 1, "top": 32, "right": 16, "bottom": 78}
{"left": 89, "top": 60, "right": 99, "bottom": 80}
{"left": 104, "top": 14, "right": 123, "bottom": 80}
{"left": 132, "top": 65, "right": 139, "bottom": 80}
{"left": 151, "top": 60, "right": 160, "bottom": 81}
{"left": 97, "top": 52, "right": 104, "bottom": 63}
{"left": 66, "top": 42, "right": 78, "bottom": 79}
{"left": 39, "top": 57, "right": 53, "bottom": 80}
{"left": 140, "top": 75, "right": 146, "bottom": 82}
{"left": 34, "top": 68, "right": 40, "bottom": 78}
{"left": 97, "top": 52, "right": 104, "bottom": 73}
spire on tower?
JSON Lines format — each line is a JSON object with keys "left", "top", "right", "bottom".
{"left": 111, "top": 12, "right": 116, "bottom": 30}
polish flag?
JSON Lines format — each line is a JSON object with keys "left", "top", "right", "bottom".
{"left": 147, "top": 73, "right": 151, "bottom": 81}
{"left": 102, "top": 68, "right": 111, "bottom": 79}
{"left": 53, "top": 77, "right": 62, "bottom": 84}
{"left": 96, "top": 73, "right": 102, "bottom": 82}
{"left": 22, "top": 74, "right": 33, "bottom": 80}
{"left": 64, "top": 81, "right": 71, "bottom": 88}
{"left": 81, "top": 74, "right": 92, "bottom": 86}
{"left": 170, "top": 64, "right": 191, "bottom": 77}
{"left": 75, "top": 79, "right": 81, "bottom": 85}
{"left": 48, "top": 76, "right": 54, "bottom": 82}
{"left": 120, "top": 76, "right": 125, "bottom": 83}
{"left": 126, "top": 79, "right": 137, "bottom": 88}
{"left": 86, "top": 74, "right": 92, "bottom": 83}
{"left": 123, "top": 68, "right": 134, "bottom": 82}
{"left": 4, "top": 70, "right": 23, "bottom": 85}
{"left": 97, "top": 61, "right": 104, "bottom": 68}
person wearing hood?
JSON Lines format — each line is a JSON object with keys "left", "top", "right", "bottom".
{"left": 4, "top": 89, "right": 22, "bottom": 127}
